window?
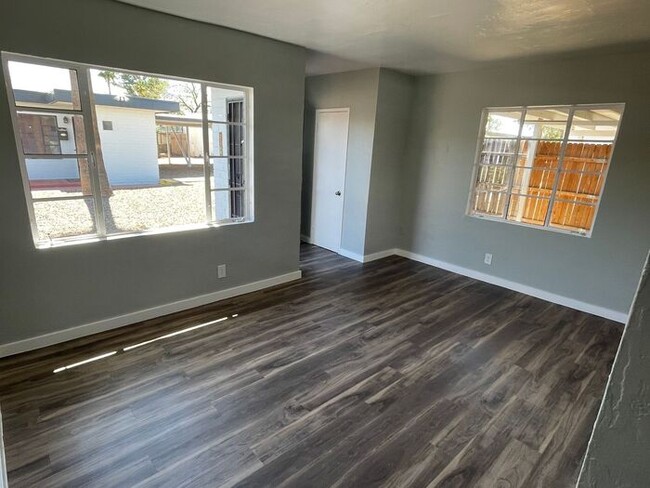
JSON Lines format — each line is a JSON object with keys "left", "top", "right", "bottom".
{"left": 2, "top": 52, "right": 254, "bottom": 247}
{"left": 467, "top": 104, "right": 624, "bottom": 236}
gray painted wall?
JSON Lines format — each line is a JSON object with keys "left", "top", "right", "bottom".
{"left": 401, "top": 48, "right": 650, "bottom": 314}
{"left": 0, "top": 0, "right": 306, "bottom": 345}
{"left": 302, "top": 69, "right": 380, "bottom": 256}
{"left": 364, "top": 70, "right": 416, "bottom": 255}
{"left": 578, "top": 250, "right": 650, "bottom": 487}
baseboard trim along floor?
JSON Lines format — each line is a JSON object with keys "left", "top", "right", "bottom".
{"left": 393, "top": 249, "right": 628, "bottom": 324}
{"left": 0, "top": 244, "right": 629, "bottom": 358}
{"left": 297, "top": 238, "right": 627, "bottom": 323}
{"left": 0, "top": 270, "right": 302, "bottom": 358}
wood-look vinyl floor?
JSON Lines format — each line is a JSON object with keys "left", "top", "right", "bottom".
{"left": 0, "top": 244, "right": 622, "bottom": 487}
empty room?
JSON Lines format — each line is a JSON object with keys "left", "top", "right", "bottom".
{"left": 1, "top": 0, "right": 649, "bottom": 487}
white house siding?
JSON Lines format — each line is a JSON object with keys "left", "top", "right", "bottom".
{"left": 26, "top": 113, "right": 79, "bottom": 180}
{"left": 26, "top": 106, "right": 160, "bottom": 186}
{"left": 96, "top": 106, "right": 159, "bottom": 186}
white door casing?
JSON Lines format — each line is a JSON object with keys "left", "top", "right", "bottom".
{"left": 310, "top": 108, "right": 349, "bottom": 253}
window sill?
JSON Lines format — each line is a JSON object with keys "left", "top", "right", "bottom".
{"left": 34, "top": 219, "right": 254, "bottom": 250}
{"left": 467, "top": 213, "right": 592, "bottom": 238}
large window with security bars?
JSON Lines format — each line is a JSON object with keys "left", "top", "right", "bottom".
{"left": 2, "top": 51, "right": 254, "bottom": 248}
{"left": 467, "top": 104, "right": 624, "bottom": 237}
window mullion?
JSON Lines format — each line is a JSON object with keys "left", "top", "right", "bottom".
{"left": 544, "top": 107, "right": 575, "bottom": 228}
{"left": 2, "top": 55, "right": 41, "bottom": 243}
{"left": 201, "top": 84, "right": 213, "bottom": 223}
{"left": 501, "top": 109, "right": 527, "bottom": 219}
{"left": 74, "top": 67, "right": 107, "bottom": 237}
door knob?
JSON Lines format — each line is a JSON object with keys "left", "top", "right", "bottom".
{"left": 335, "top": 191, "right": 341, "bottom": 196}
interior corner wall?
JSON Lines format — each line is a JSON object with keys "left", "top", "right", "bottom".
{"left": 302, "top": 69, "right": 380, "bottom": 256}
{"left": 364, "top": 69, "right": 416, "bottom": 255}
{"left": 0, "top": 0, "right": 306, "bottom": 345}
{"left": 577, "top": 251, "right": 650, "bottom": 487}
{"left": 400, "top": 48, "right": 650, "bottom": 315}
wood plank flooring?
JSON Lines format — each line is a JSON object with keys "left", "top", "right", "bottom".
{"left": 0, "top": 244, "right": 622, "bottom": 487}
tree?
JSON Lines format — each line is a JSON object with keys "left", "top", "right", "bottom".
{"left": 541, "top": 126, "right": 564, "bottom": 139}
{"left": 70, "top": 73, "right": 112, "bottom": 197}
{"left": 97, "top": 72, "right": 168, "bottom": 99}
{"left": 116, "top": 74, "right": 168, "bottom": 99}
{"left": 175, "top": 83, "right": 202, "bottom": 114}
{"left": 98, "top": 71, "right": 117, "bottom": 95}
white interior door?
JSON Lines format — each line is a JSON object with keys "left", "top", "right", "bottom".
{"left": 311, "top": 109, "right": 349, "bottom": 253}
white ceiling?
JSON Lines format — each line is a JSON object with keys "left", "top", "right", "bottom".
{"left": 118, "top": 0, "right": 650, "bottom": 74}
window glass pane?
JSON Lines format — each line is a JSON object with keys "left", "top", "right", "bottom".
{"left": 478, "top": 138, "right": 519, "bottom": 166}
{"left": 206, "top": 87, "right": 246, "bottom": 123}
{"left": 208, "top": 123, "right": 245, "bottom": 158}
{"left": 156, "top": 124, "right": 204, "bottom": 165}
{"left": 213, "top": 190, "right": 246, "bottom": 221}
{"left": 561, "top": 142, "right": 611, "bottom": 171}
{"left": 511, "top": 167, "right": 555, "bottom": 197}
{"left": 470, "top": 191, "right": 507, "bottom": 217}
{"left": 474, "top": 165, "right": 510, "bottom": 193}
{"left": 34, "top": 198, "right": 96, "bottom": 242}
{"left": 483, "top": 110, "right": 522, "bottom": 138}
{"left": 521, "top": 107, "right": 569, "bottom": 139}
{"left": 506, "top": 195, "right": 549, "bottom": 226}
{"left": 96, "top": 180, "right": 206, "bottom": 234}
{"left": 27, "top": 157, "right": 89, "bottom": 200}
{"left": 89, "top": 70, "right": 207, "bottom": 234}
{"left": 550, "top": 200, "right": 596, "bottom": 233}
{"left": 556, "top": 172, "right": 603, "bottom": 204}
{"left": 210, "top": 158, "right": 245, "bottom": 190}
{"left": 17, "top": 112, "right": 86, "bottom": 155}
{"left": 8, "top": 61, "right": 82, "bottom": 111}
{"left": 569, "top": 107, "right": 622, "bottom": 141}
{"left": 515, "top": 140, "right": 562, "bottom": 170}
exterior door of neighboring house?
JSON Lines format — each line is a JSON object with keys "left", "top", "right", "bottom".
{"left": 18, "top": 114, "right": 62, "bottom": 155}
{"left": 310, "top": 108, "right": 349, "bottom": 253}
{"left": 227, "top": 100, "right": 245, "bottom": 218}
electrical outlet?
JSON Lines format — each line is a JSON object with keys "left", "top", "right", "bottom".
{"left": 484, "top": 253, "right": 492, "bottom": 265}
{"left": 217, "top": 264, "right": 227, "bottom": 278}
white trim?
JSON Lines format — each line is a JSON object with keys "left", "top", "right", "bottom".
{"left": 363, "top": 248, "right": 399, "bottom": 263}
{"left": 338, "top": 246, "right": 627, "bottom": 322}
{"left": 300, "top": 234, "right": 313, "bottom": 244}
{"left": 337, "top": 247, "right": 364, "bottom": 263}
{"left": 310, "top": 108, "right": 350, "bottom": 254}
{"left": 393, "top": 249, "right": 628, "bottom": 323}
{"left": 0, "top": 270, "right": 302, "bottom": 358}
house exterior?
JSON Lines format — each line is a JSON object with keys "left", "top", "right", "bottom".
{"left": 15, "top": 89, "right": 179, "bottom": 186}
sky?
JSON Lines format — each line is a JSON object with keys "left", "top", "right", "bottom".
{"left": 8, "top": 61, "right": 118, "bottom": 95}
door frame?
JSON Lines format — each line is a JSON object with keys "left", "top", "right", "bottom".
{"left": 310, "top": 107, "right": 350, "bottom": 253}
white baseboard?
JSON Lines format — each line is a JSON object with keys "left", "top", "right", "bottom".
{"left": 338, "top": 248, "right": 365, "bottom": 263}
{"left": 0, "top": 270, "right": 302, "bottom": 358}
{"left": 363, "top": 248, "right": 400, "bottom": 263}
{"left": 394, "top": 249, "right": 628, "bottom": 324}
{"left": 338, "top": 248, "right": 398, "bottom": 263}
{"left": 300, "top": 234, "right": 312, "bottom": 244}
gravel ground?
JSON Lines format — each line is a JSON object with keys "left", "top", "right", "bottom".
{"left": 33, "top": 177, "right": 207, "bottom": 242}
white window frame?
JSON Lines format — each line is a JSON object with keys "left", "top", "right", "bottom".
{"left": 2, "top": 51, "right": 255, "bottom": 248}
{"left": 466, "top": 103, "right": 624, "bottom": 238}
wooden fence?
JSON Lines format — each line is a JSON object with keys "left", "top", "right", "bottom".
{"left": 474, "top": 140, "right": 611, "bottom": 232}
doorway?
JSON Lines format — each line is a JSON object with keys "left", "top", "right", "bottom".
{"left": 310, "top": 108, "right": 349, "bottom": 253}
